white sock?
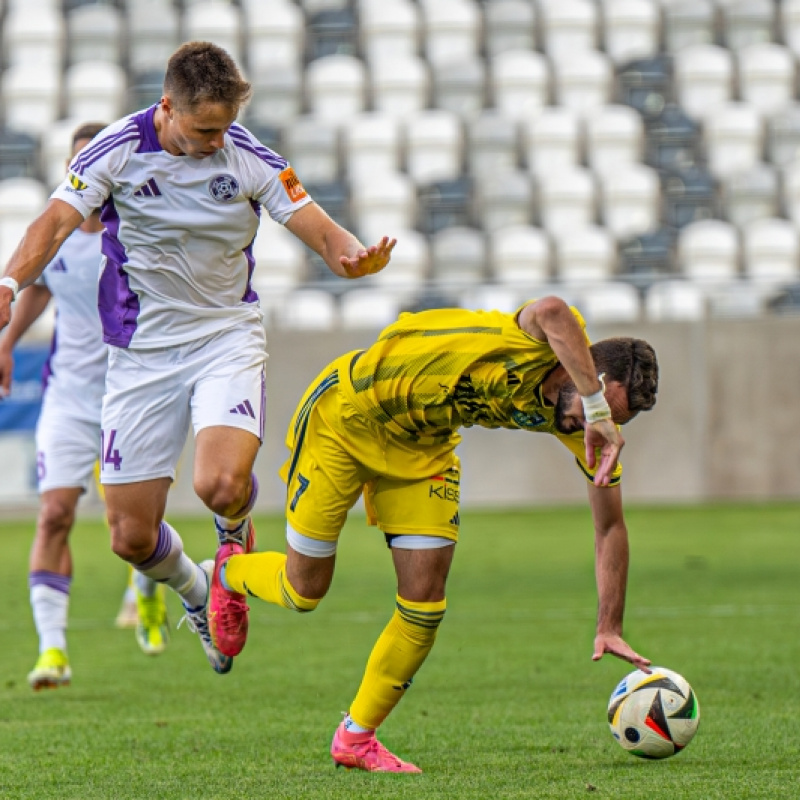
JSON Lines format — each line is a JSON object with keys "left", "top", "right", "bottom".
{"left": 344, "top": 715, "right": 373, "bottom": 734}
{"left": 30, "top": 584, "right": 69, "bottom": 653}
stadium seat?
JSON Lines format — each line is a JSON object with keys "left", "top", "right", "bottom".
{"left": 674, "top": 44, "right": 734, "bottom": 122}
{"left": 421, "top": 0, "right": 481, "bottom": 69}
{"left": 417, "top": 176, "right": 473, "bottom": 234}
{"left": 340, "top": 287, "right": 405, "bottom": 329}
{"left": 0, "top": 177, "right": 48, "bottom": 265}
{"left": 488, "top": 225, "right": 551, "bottom": 287}
{"left": 458, "top": 284, "right": 528, "bottom": 313}
{"left": 704, "top": 103, "right": 763, "bottom": 180}
{"left": 283, "top": 116, "right": 339, "bottom": 185}
{"left": 554, "top": 224, "right": 615, "bottom": 284}
{"left": 303, "top": 179, "right": 351, "bottom": 233}
{"left": 127, "top": 0, "right": 180, "bottom": 74}
{"left": 483, "top": 0, "right": 536, "bottom": 58}
{"left": 40, "top": 117, "right": 83, "bottom": 189}
{"left": 66, "top": 4, "right": 123, "bottom": 67}
{"left": 0, "top": 128, "right": 39, "bottom": 181}
{"left": 539, "top": 0, "right": 598, "bottom": 60}
{"left": 298, "top": 0, "right": 350, "bottom": 13}
{"left": 720, "top": 165, "right": 779, "bottom": 229}
{"left": 644, "top": 280, "right": 706, "bottom": 321}
{"left": 369, "top": 55, "right": 431, "bottom": 120}
{"left": 250, "top": 222, "right": 307, "bottom": 294}
{"left": 643, "top": 104, "right": 702, "bottom": 172}
{"left": 65, "top": 61, "right": 127, "bottom": 125}
{"left": 244, "top": 0, "right": 305, "bottom": 74}
{"left": 127, "top": 70, "right": 166, "bottom": 116}
{"left": 677, "top": 219, "right": 740, "bottom": 285}
{"left": 360, "top": 0, "right": 420, "bottom": 65}
{"left": 737, "top": 43, "right": 796, "bottom": 119}
{"left": 352, "top": 170, "right": 416, "bottom": 244}
{"left": 585, "top": 105, "right": 644, "bottom": 177}
{"left": 274, "top": 289, "right": 338, "bottom": 330}
{"left": 662, "top": 0, "right": 716, "bottom": 54}
{"left": 184, "top": 2, "right": 243, "bottom": 64}
{"left": 521, "top": 107, "right": 581, "bottom": 178}
{"left": 765, "top": 283, "right": 800, "bottom": 314}
{"left": 706, "top": 281, "right": 766, "bottom": 318}
{"left": 616, "top": 55, "right": 672, "bottom": 120}
{"left": 537, "top": 166, "right": 596, "bottom": 236}
{"left": 577, "top": 281, "right": 641, "bottom": 323}
{"left": 661, "top": 165, "right": 718, "bottom": 228}
{"left": 617, "top": 226, "right": 677, "bottom": 290}
{"left": 1, "top": 65, "right": 61, "bottom": 136}
{"left": 342, "top": 113, "right": 401, "bottom": 181}
{"left": 305, "top": 55, "right": 367, "bottom": 124}
{"left": 369, "top": 228, "right": 430, "bottom": 290}
{"left": 721, "top": 0, "right": 775, "bottom": 53}
{"left": 474, "top": 169, "right": 533, "bottom": 233}
{"left": 742, "top": 218, "right": 800, "bottom": 286}
{"left": 489, "top": 50, "right": 550, "bottom": 122}
{"left": 432, "top": 57, "right": 487, "bottom": 120}
{"left": 767, "top": 104, "right": 800, "bottom": 168}
{"left": 781, "top": 0, "right": 800, "bottom": 59}
{"left": 2, "top": 7, "right": 64, "bottom": 71}
{"left": 405, "top": 110, "right": 464, "bottom": 184}
{"left": 248, "top": 66, "right": 303, "bottom": 127}
{"left": 243, "top": 120, "right": 283, "bottom": 155}
{"left": 600, "top": 163, "right": 660, "bottom": 240}
{"left": 306, "top": 8, "right": 359, "bottom": 61}
{"left": 467, "top": 111, "right": 519, "bottom": 180}
{"left": 430, "top": 225, "right": 487, "bottom": 288}
{"left": 552, "top": 49, "right": 613, "bottom": 118}
{"left": 601, "top": 0, "right": 661, "bottom": 66}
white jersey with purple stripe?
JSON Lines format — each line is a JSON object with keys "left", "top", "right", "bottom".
{"left": 39, "top": 228, "right": 107, "bottom": 420}
{"left": 50, "top": 106, "right": 313, "bottom": 349}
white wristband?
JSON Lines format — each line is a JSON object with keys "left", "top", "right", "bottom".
{"left": 581, "top": 373, "right": 612, "bottom": 424}
{"left": 0, "top": 277, "right": 19, "bottom": 301}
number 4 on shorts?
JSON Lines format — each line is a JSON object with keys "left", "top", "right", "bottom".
{"left": 100, "top": 429, "right": 123, "bottom": 471}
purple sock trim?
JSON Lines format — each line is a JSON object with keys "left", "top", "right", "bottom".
{"left": 135, "top": 521, "right": 172, "bottom": 571}
{"left": 29, "top": 570, "right": 71, "bottom": 594}
{"left": 229, "top": 473, "right": 259, "bottom": 520}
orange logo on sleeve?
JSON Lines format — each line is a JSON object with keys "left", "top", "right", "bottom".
{"left": 279, "top": 167, "right": 307, "bottom": 203}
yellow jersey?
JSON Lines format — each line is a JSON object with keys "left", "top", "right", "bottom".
{"left": 338, "top": 304, "right": 621, "bottom": 485}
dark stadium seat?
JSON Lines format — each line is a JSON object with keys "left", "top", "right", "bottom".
{"left": 126, "top": 70, "right": 166, "bottom": 115}
{"left": 417, "top": 177, "right": 473, "bottom": 235}
{"left": 0, "top": 128, "right": 39, "bottom": 181}
{"left": 306, "top": 8, "right": 359, "bottom": 62}
{"left": 644, "top": 103, "right": 703, "bottom": 172}
{"left": 661, "top": 165, "right": 718, "bottom": 228}
{"left": 616, "top": 55, "right": 673, "bottom": 120}
{"left": 617, "top": 226, "right": 678, "bottom": 290}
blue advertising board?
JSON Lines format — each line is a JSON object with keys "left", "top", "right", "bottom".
{"left": 0, "top": 345, "right": 50, "bottom": 432}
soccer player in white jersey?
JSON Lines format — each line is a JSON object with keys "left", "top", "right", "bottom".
{"left": 0, "top": 124, "right": 169, "bottom": 689}
{"left": 0, "top": 42, "right": 396, "bottom": 675}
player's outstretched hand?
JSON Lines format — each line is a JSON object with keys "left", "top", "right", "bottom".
{"left": 585, "top": 418, "right": 625, "bottom": 487}
{"left": 593, "top": 633, "right": 652, "bottom": 673}
{"left": 339, "top": 236, "right": 397, "bottom": 278}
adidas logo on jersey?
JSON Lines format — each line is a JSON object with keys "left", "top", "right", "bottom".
{"left": 133, "top": 178, "right": 162, "bottom": 198}
{"left": 230, "top": 400, "right": 256, "bottom": 419}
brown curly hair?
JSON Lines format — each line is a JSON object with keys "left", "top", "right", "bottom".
{"left": 590, "top": 338, "right": 659, "bottom": 414}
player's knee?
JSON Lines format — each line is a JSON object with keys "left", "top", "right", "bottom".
{"left": 194, "top": 470, "right": 248, "bottom": 516}
{"left": 37, "top": 499, "right": 76, "bottom": 541}
{"left": 107, "top": 516, "right": 156, "bottom": 564}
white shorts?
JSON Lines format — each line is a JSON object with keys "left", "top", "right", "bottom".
{"left": 35, "top": 388, "right": 101, "bottom": 494}
{"left": 100, "top": 324, "right": 267, "bottom": 485}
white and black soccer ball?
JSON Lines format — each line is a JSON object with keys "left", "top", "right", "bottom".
{"left": 607, "top": 666, "right": 700, "bottom": 759}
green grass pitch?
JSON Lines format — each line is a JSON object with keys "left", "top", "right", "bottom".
{"left": 0, "top": 502, "right": 798, "bottom": 799}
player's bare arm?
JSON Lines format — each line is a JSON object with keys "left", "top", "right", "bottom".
{"left": 0, "top": 200, "right": 83, "bottom": 332}
{"left": 0, "top": 284, "right": 53, "bottom": 397}
{"left": 588, "top": 483, "right": 651, "bottom": 671}
{"left": 518, "top": 297, "right": 625, "bottom": 485}
{"left": 284, "top": 201, "right": 396, "bottom": 279}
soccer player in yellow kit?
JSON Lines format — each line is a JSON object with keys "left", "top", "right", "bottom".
{"left": 208, "top": 295, "right": 659, "bottom": 772}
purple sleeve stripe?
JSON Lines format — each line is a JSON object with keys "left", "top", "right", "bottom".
{"left": 29, "top": 570, "right": 72, "bottom": 594}
{"left": 72, "top": 129, "right": 140, "bottom": 173}
{"left": 135, "top": 521, "right": 172, "bottom": 571}
{"left": 228, "top": 128, "right": 287, "bottom": 169}
{"left": 72, "top": 120, "right": 138, "bottom": 165}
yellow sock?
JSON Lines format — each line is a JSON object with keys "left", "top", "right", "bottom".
{"left": 349, "top": 595, "right": 447, "bottom": 730}
{"left": 224, "top": 552, "right": 319, "bottom": 612}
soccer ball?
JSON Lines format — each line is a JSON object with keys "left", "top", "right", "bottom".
{"left": 607, "top": 666, "right": 700, "bottom": 759}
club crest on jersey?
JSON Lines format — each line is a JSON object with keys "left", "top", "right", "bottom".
{"left": 208, "top": 174, "right": 240, "bottom": 202}
{"left": 68, "top": 172, "right": 88, "bottom": 191}
{"left": 511, "top": 408, "right": 546, "bottom": 429}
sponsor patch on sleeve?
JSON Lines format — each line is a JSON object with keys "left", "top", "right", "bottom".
{"left": 279, "top": 167, "right": 307, "bottom": 203}
{"left": 68, "top": 172, "right": 88, "bottom": 191}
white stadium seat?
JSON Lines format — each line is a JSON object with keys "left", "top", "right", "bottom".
{"left": 306, "top": 55, "right": 367, "bottom": 124}
{"left": 370, "top": 228, "right": 430, "bottom": 290}
{"left": 537, "top": 166, "right": 596, "bottom": 236}
{"left": 0, "top": 177, "right": 49, "bottom": 266}
{"left": 540, "top": 0, "right": 598, "bottom": 60}
{"left": 678, "top": 219, "right": 740, "bottom": 284}
{"left": 433, "top": 57, "right": 487, "bottom": 120}
{"left": 522, "top": 107, "right": 581, "bottom": 178}
{"left": 249, "top": 66, "right": 303, "bottom": 127}
{"left": 184, "top": 2, "right": 243, "bottom": 64}
{"left": 601, "top": 0, "right": 661, "bottom": 65}
{"left": 67, "top": 4, "right": 124, "bottom": 67}
{"left": 742, "top": 218, "right": 800, "bottom": 285}
{"left": 721, "top": 165, "right": 779, "bottom": 229}
{"left": 483, "top": 0, "right": 536, "bottom": 58}
{"left": 251, "top": 223, "right": 307, "bottom": 294}
{"left": 360, "top": 0, "right": 420, "bottom": 65}
{"left": 552, "top": 49, "right": 613, "bottom": 118}
{"left": 489, "top": 225, "right": 551, "bottom": 287}
{"left": 721, "top": 0, "right": 775, "bottom": 53}
{"left": 474, "top": 169, "right": 533, "bottom": 233}
{"left": 585, "top": 104, "right": 644, "bottom": 177}
{"left": 405, "top": 109, "right": 464, "bottom": 184}
{"left": 370, "top": 55, "right": 431, "bottom": 120}
{"left": 340, "top": 288, "right": 405, "bottom": 329}
{"left": 1, "top": 65, "right": 61, "bottom": 136}
{"left": 2, "top": 6, "right": 64, "bottom": 71}
{"left": 245, "top": 0, "right": 305, "bottom": 74}
{"left": 467, "top": 111, "right": 520, "bottom": 181}
{"left": 578, "top": 281, "right": 641, "bottom": 323}
{"left": 275, "top": 289, "right": 338, "bottom": 330}
{"left": 342, "top": 113, "right": 402, "bottom": 181}
{"left": 283, "top": 116, "right": 340, "bottom": 184}
{"left": 663, "top": 0, "right": 715, "bottom": 54}
{"left": 781, "top": 0, "right": 800, "bottom": 59}
{"left": 65, "top": 61, "right": 127, "bottom": 123}
{"left": 421, "top": 0, "right": 481, "bottom": 69}
{"left": 600, "top": 164, "right": 660, "bottom": 240}
{"left": 430, "top": 225, "right": 487, "bottom": 288}
{"left": 554, "top": 225, "right": 615, "bottom": 284}
{"left": 351, "top": 170, "right": 416, "bottom": 244}
{"left": 704, "top": 103, "right": 763, "bottom": 180}
{"left": 489, "top": 50, "right": 550, "bottom": 122}
{"left": 645, "top": 280, "right": 706, "bottom": 321}
{"left": 127, "top": 0, "right": 180, "bottom": 74}
{"left": 675, "top": 44, "right": 735, "bottom": 122}
{"left": 737, "top": 43, "right": 796, "bottom": 118}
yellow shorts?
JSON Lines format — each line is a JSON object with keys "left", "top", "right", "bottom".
{"left": 280, "top": 360, "right": 461, "bottom": 544}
